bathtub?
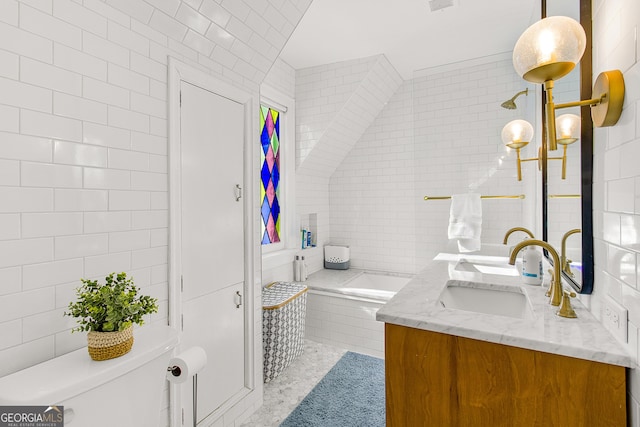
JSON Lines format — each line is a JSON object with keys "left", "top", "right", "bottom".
{"left": 303, "top": 269, "right": 412, "bottom": 358}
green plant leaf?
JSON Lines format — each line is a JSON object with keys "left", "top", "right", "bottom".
{"left": 64, "top": 272, "right": 159, "bottom": 332}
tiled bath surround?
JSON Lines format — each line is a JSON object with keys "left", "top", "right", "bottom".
{"left": 295, "top": 53, "right": 535, "bottom": 276}
{"left": 305, "top": 291, "right": 386, "bottom": 358}
{"left": 294, "top": 55, "right": 403, "bottom": 274}
{"left": 329, "top": 80, "right": 416, "bottom": 274}
{"left": 277, "top": 51, "right": 537, "bottom": 278}
{"left": 412, "top": 55, "right": 538, "bottom": 269}
{"left": 329, "top": 54, "right": 538, "bottom": 275}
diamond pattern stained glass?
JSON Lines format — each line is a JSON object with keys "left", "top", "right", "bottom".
{"left": 261, "top": 105, "right": 281, "bottom": 245}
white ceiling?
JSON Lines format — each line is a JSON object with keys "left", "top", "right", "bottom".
{"left": 279, "top": 0, "right": 540, "bottom": 79}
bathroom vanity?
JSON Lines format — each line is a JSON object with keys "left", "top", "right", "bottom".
{"left": 376, "top": 249, "right": 631, "bottom": 426}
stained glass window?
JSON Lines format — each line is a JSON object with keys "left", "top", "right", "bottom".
{"left": 260, "top": 105, "right": 281, "bottom": 245}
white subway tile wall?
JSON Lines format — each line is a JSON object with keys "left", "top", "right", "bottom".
{"left": 262, "top": 57, "right": 295, "bottom": 99}
{"left": 0, "top": 0, "right": 311, "bottom": 425}
{"left": 413, "top": 56, "right": 537, "bottom": 267}
{"left": 295, "top": 173, "right": 328, "bottom": 273}
{"left": 296, "top": 55, "right": 402, "bottom": 176}
{"left": 330, "top": 80, "right": 415, "bottom": 273}
{"left": 330, "top": 55, "right": 536, "bottom": 274}
{"left": 592, "top": 0, "right": 640, "bottom": 422}
{"left": 295, "top": 55, "right": 402, "bottom": 274}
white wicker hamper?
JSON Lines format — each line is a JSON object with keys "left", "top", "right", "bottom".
{"left": 262, "top": 281, "right": 308, "bottom": 383}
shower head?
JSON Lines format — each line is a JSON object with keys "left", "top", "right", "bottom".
{"left": 501, "top": 88, "right": 529, "bottom": 109}
{"left": 501, "top": 99, "right": 517, "bottom": 110}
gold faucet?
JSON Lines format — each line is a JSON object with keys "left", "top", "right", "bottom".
{"left": 509, "top": 239, "right": 563, "bottom": 307}
{"left": 502, "top": 227, "right": 534, "bottom": 244}
{"left": 544, "top": 269, "right": 578, "bottom": 318}
{"left": 561, "top": 229, "right": 581, "bottom": 277}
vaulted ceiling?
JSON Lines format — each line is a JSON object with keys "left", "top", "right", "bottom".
{"left": 103, "top": 0, "right": 312, "bottom": 86}
{"left": 280, "top": 0, "right": 539, "bottom": 79}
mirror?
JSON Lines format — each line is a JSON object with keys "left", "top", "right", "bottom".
{"left": 542, "top": 0, "right": 593, "bottom": 293}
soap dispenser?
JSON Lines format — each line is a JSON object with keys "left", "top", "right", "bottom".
{"left": 521, "top": 245, "right": 543, "bottom": 285}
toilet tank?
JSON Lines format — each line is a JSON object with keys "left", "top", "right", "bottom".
{"left": 0, "top": 325, "right": 178, "bottom": 427}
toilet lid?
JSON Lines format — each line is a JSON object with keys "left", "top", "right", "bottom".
{"left": 0, "top": 325, "right": 178, "bottom": 405}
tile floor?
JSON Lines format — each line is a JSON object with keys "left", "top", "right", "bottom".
{"left": 241, "top": 340, "right": 347, "bottom": 426}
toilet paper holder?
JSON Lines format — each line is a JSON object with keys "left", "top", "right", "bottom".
{"left": 167, "top": 346, "right": 207, "bottom": 427}
{"left": 167, "top": 365, "right": 182, "bottom": 377}
{"left": 167, "top": 366, "right": 199, "bottom": 427}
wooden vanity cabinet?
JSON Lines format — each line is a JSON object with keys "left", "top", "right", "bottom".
{"left": 385, "top": 324, "right": 626, "bottom": 426}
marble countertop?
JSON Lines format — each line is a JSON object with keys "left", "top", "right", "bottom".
{"left": 376, "top": 248, "right": 633, "bottom": 368}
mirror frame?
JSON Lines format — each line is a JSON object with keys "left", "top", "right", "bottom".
{"left": 541, "top": 0, "right": 594, "bottom": 294}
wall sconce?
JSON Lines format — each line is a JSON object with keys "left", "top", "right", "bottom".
{"left": 555, "top": 113, "right": 580, "bottom": 179}
{"left": 512, "top": 16, "right": 625, "bottom": 151}
{"left": 502, "top": 119, "right": 540, "bottom": 181}
{"left": 503, "top": 115, "right": 579, "bottom": 181}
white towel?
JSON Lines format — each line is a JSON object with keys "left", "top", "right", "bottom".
{"left": 448, "top": 193, "right": 482, "bottom": 253}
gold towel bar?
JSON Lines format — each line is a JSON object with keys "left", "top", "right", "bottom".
{"left": 424, "top": 194, "right": 525, "bottom": 201}
{"left": 548, "top": 194, "right": 581, "bottom": 199}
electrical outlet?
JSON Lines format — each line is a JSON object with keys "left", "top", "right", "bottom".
{"left": 602, "top": 297, "right": 628, "bottom": 343}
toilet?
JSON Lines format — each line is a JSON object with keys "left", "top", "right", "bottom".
{"left": 0, "top": 324, "right": 178, "bottom": 427}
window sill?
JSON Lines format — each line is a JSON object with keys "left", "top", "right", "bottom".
{"left": 262, "top": 248, "right": 298, "bottom": 271}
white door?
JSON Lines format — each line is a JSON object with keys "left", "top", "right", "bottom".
{"left": 179, "top": 80, "right": 246, "bottom": 424}
{"left": 180, "top": 81, "right": 245, "bottom": 300}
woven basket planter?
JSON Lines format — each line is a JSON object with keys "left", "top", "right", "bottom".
{"left": 87, "top": 327, "right": 134, "bottom": 361}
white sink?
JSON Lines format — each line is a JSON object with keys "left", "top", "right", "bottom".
{"left": 454, "top": 258, "right": 519, "bottom": 277}
{"left": 438, "top": 280, "right": 534, "bottom": 319}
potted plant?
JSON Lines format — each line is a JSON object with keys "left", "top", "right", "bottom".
{"left": 65, "top": 272, "right": 158, "bottom": 361}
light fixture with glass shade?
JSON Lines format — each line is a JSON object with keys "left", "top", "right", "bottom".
{"left": 556, "top": 113, "right": 580, "bottom": 177}
{"left": 554, "top": 113, "right": 580, "bottom": 179}
{"left": 512, "top": 16, "right": 625, "bottom": 151}
{"left": 503, "top": 114, "right": 580, "bottom": 181}
{"left": 502, "top": 119, "right": 540, "bottom": 181}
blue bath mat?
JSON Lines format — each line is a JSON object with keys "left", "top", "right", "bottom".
{"left": 280, "top": 352, "right": 385, "bottom": 427}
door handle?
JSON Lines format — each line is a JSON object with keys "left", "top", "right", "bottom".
{"left": 235, "top": 184, "right": 242, "bottom": 201}
{"left": 235, "top": 291, "right": 242, "bottom": 308}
